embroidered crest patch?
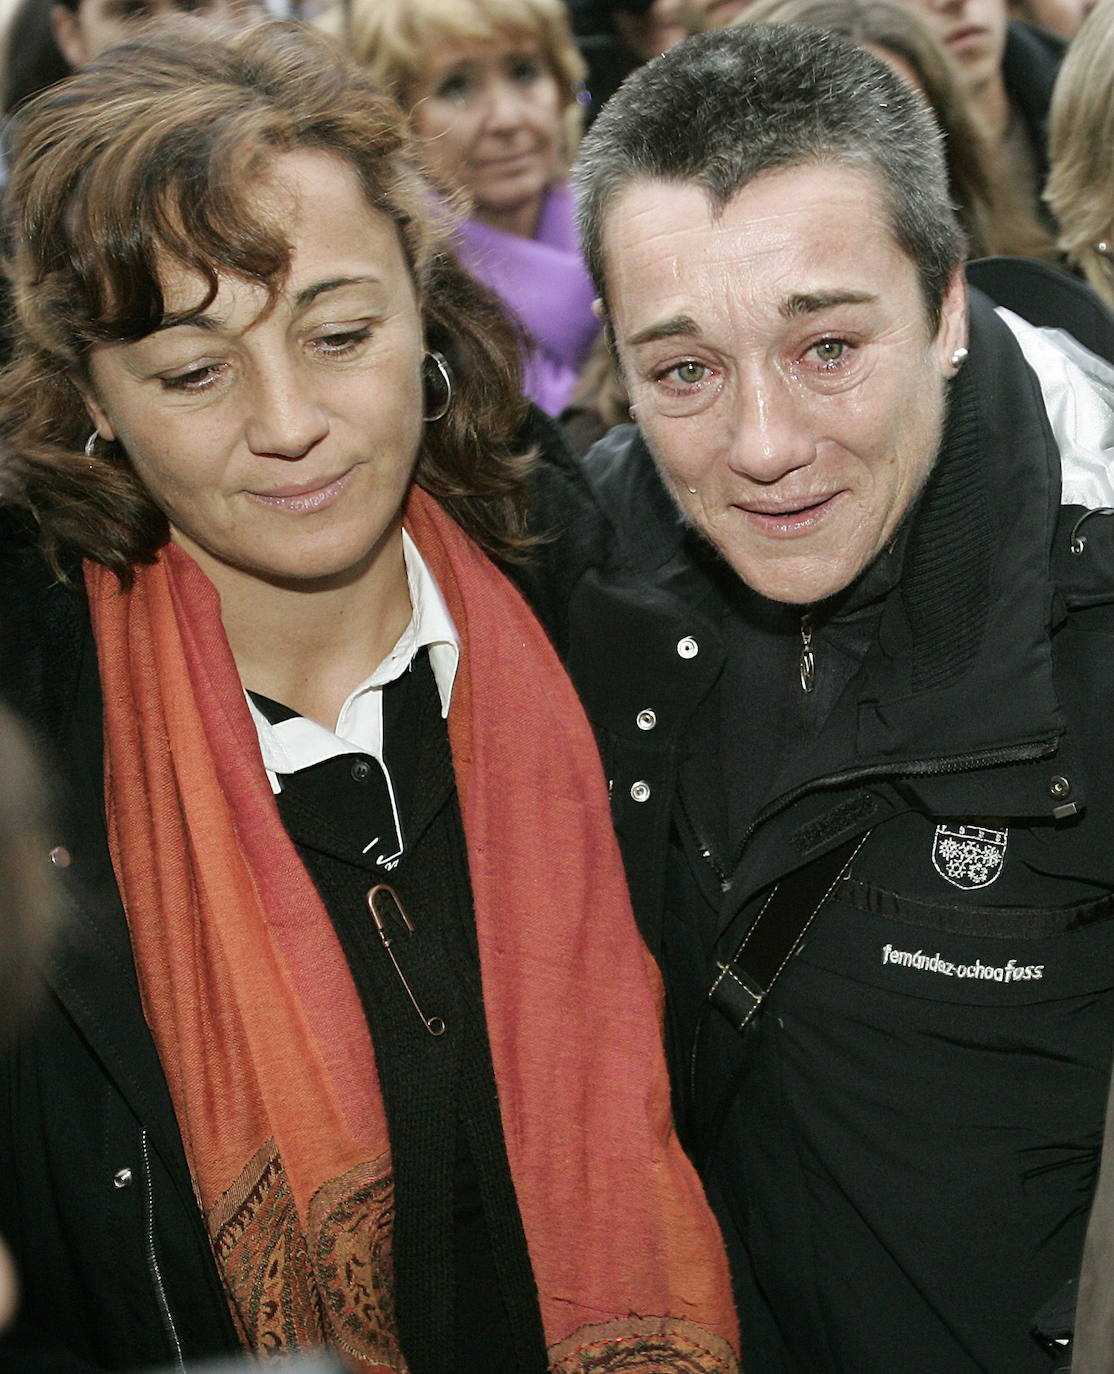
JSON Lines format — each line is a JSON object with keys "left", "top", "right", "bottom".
{"left": 931, "top": 823, "right": 1008, "bottom": 890}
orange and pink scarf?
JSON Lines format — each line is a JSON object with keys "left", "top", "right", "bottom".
{"left": 86, "top": 487, "right": 739, "bottom": 1373}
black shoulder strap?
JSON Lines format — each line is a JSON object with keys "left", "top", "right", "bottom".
{"left": 687, "top": 832, "right": 871, "bottom": 1170}
{"left": 709, "top": 831, "right": 871, "bottom": 1034}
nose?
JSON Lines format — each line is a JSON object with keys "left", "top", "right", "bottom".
{"left": 243, "top": 360, "right": 329, "bottom": 459}
{"left": 723, "top": 369, "right": 818, "bottom": 484}
{"left": 481, "top": 77, "right": 527, "bottom": 133}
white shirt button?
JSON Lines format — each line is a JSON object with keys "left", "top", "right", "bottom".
{"left": 636, "top": 709, "right": 657, "bottom": 731}
{"left": 630, "top": 780, "right": 652, "bottom": 803}
{"left": 677, "top": 637, "right": 699, "bottom": 659}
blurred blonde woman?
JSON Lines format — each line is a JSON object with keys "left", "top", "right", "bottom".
{"left": 323, "top": 0, "right": 599, "bottom": 417}
{"left": 1045, "top": 0, "right": 1114, "bottom": 312}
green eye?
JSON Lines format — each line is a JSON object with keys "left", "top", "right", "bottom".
{"left": 813, "top": 339, "right": 846, "bottom": 365}
{"left": 674, "top": 361, "right": 708, "bottom": 384}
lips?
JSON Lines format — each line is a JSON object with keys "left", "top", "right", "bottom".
{"left": 475, "top": 151, "right": 540, "bottom": 172}
{"left": 944, "top": 24, "right": 987, "bottom": 51}
{"left": 736, "top": 493, "right": 840, "bottom": 536}
{"left": 247, "top": 467, "right": 353, "bottom": 514}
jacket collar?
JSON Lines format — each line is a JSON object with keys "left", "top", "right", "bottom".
{"left": 590, "top": 292, "right": 1070, "bottom": 821}
{"left": 801, "top": 292, "right": 1064, "bottom": 779}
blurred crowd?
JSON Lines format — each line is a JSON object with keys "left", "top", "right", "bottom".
{"left": 0, "top": 0, "right": 1111, "bottom": 447}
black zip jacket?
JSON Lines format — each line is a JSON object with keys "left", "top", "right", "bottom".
{"left": 0, "top": 523, "right": 239, "bottom": 1372}
{"left": 521, "top": 294, "right": 1114, "bottom": 1372}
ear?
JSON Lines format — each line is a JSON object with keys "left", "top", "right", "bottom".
{"left": 936, "top": 266, "right": 969, "bottom": 377}
{"left": 50, "top": 4, "right": 88, "bottom": 71}
{"left": 72, "top": 377, "right": 117, "bottom": 444}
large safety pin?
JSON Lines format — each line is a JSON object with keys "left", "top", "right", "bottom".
{"left": 366, "top": 884, "right": 446, "bottom": 1037}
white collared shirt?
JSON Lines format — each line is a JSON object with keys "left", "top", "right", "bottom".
{"left": 247, "top": 530, "right": 460, "bottom": 794}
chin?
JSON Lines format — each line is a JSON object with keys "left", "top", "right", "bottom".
{"left": 731, "top": 557, "right": 866, "bottom": 608}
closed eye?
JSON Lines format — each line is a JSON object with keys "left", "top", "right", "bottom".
{"left": 312, "top": 326, "right": 372, "bottom": 357}
{"left": 159, "top": 362, "right": 226, "bottom": 393}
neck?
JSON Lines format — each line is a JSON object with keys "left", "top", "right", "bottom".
{"left": 971, "top": 74, "right": 1012, "bottom": 142}
{"left": 475, "top": 191, "right": 546, "bottom": 240}
{"left": 180, "top": 523, "right": 412, "bottom": 730}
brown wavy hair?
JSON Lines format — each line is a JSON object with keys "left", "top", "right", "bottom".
{"left": 0, "top": 17, "right": 532, "bottom": 581}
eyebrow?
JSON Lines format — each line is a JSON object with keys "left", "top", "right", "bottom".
{"left": 780, "top": 290, "right": 877, "bottom": 318}
{"left": 624, "top": 314, "right": 700, "bottom": 349}
{"left": 623, "top": 291, "right": 878, "bottom": 349}
{"left": 153, "top": 275, "right": 383, "bottom": 335}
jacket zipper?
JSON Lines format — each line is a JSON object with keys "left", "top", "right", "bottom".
{"left": 681, "top": 737, "right": 1059, "bottom": 892}
{"left": 798, "top": 613, "right": 815, "bottom": 693}
{"left": 141, "top": 1129, "right": 185, "bottom": 1372}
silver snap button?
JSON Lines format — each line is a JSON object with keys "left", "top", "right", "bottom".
{"left": 636, "top": 709, "right": 657, "bottom": 731}
{"left": 113, "top": 1168, "right": 133, "bottom": 1189}
{"left": 630, "top": 780, "right": 651, "bottom": 803}
{"left": 1049, "top": 775, "right": 1071, "bottom": 798}
{"left": 49, "top": 846, "right": 71, "bottom": 868}
{"left": 677, "top": 637, "right": 699, "bottom": 659}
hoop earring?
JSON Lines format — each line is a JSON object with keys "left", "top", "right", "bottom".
{"left": 422, "top": 351, "right": 453, "bottom": 422}
{"left": 84, "top": 431, "right": 100, "bottom": 457}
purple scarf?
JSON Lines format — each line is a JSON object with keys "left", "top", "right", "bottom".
{"left": 457, "top": 184, "right": 599, "bottom": 416}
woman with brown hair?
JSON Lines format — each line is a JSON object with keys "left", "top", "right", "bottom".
{"left": 0, "top": 19, "right": 738, "bottom": 1373}
{"left": 319, "top": 0, "right": 599, "bottom": 419}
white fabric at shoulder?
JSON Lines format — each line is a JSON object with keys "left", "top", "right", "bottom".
{"left": 995, "top": 306, "right": 1114, "bottom": 510}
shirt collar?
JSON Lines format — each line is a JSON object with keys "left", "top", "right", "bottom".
{"left": 247, "top": 529, "right": 459, "bottom": 784}
{"left": 385, "top": 527, "right": 458, "bottom": 718}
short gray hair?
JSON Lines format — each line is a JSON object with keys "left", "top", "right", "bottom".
{"left": 574, "top": 23, "right": 965, "bottom": 324}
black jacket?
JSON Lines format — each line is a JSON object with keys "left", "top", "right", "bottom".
{"left": 527, "top": 294, "right": 1114, "bottom": 1372}
{"left": 0, "top": 520, "right": 547, "bottom": 1372}
{"left": 0, "top": 528, "right": 239, "bottom": 1372}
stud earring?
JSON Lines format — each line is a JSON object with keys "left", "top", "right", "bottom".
{"left": 1097, "top": 241, "right": 1111, "bottom": 256}
{"left": 687, "top": 487, "right": 698, "bottom": 495}
{"left": 950, "top": 347, "right": 969, "bottom": 370}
